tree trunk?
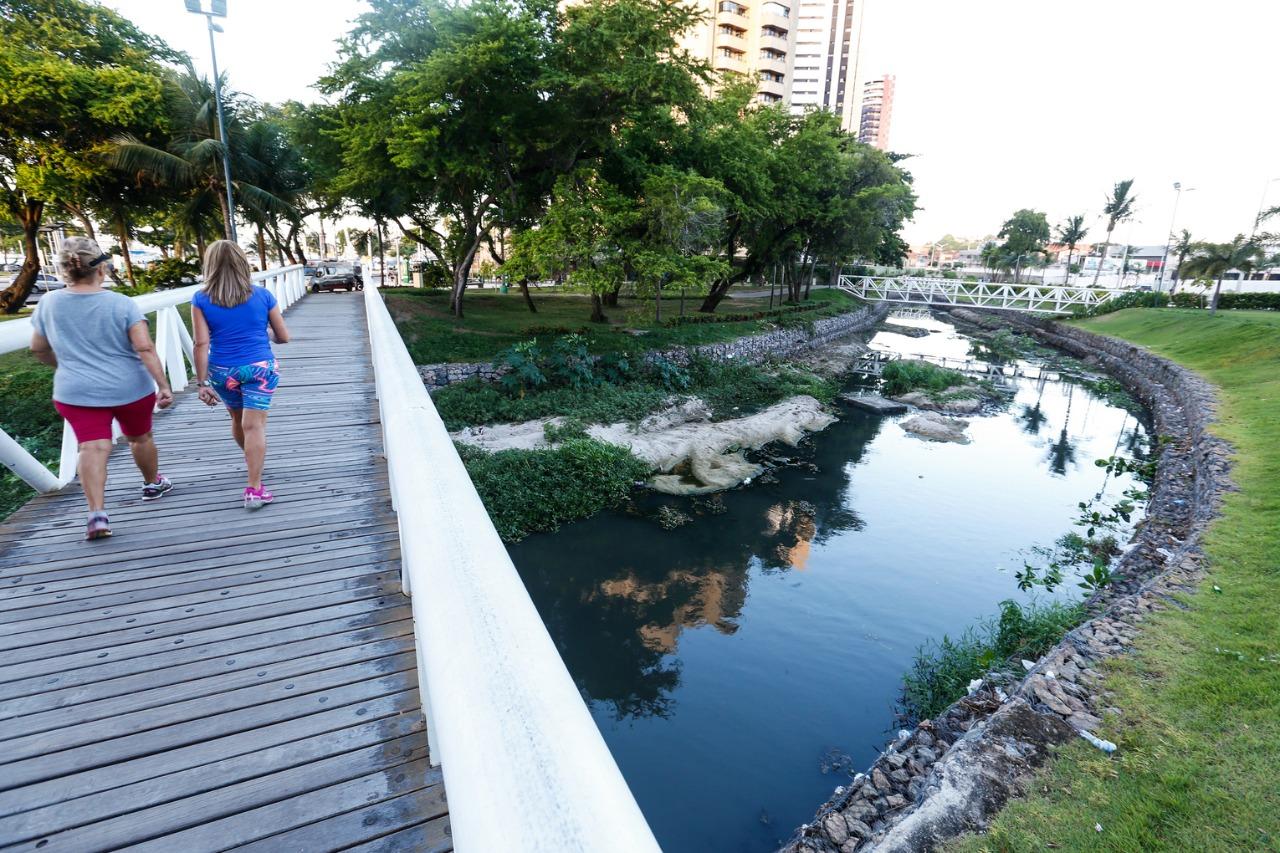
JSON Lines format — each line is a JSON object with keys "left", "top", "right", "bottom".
{"left": 604, "top": 283, "right": 621, "bottom": 307}
{"left": 804, "top": 256, "right": 817, "bottom": 300}
{"left": 590, "top": 292, "right": 606, "bottom": 324}
{"left": 700, "top": 279, "right": 732, "bottom": 313}
{"left": 377, "top": 219, "right": 387, "bottom": 291}
{"left": 197, "top": 233, "right": 207, "bottom": 262}
{"left": 654, "top": 282, "right": 662, "bottom": 324}
{"left": 1210, "top": 275, "right": 1224, "bottom": 315}
{"left": 0, "top": 202, "right": 44, "bottom": 313}
{"left": 1064, "top": 247, "right": 1073, "bottom": 284}
{"left": 256, "top": 226, "right": 268, "bottom": 271}
{"left": 215, "top": 184, "right": 233, "bottom": 241}
{"left": 1091, "top": 231, "right": 1113, "bottom": 287}
{"left": 519, "top": 278, "right": 537, "bottom": 313}
{"left": 115, "top": 217, "right": 136, "bottom": 286}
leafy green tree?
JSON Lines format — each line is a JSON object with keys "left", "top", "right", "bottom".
{"left": 1180, "top": 235, "right": 1262, "bottom": 315}
{"left": 1091, "top": 178, "right": 1137, "bottom": 286}
{"left": 1056, "top": 214, "right": 1088, "bottom": 284}
{"left": 996, "top": 209, "right": 1050, "bottom": 283}
{"left": 1168, "top": 228, "right": 1195, "bottom": 293}
{"left": 0, "top": 0, "right": 172, "bottom": 311}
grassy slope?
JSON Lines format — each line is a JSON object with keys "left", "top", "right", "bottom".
{"left": 386, "top": 287, "right": 861, "bottom": 364}
{"left": 952, "top": 309, "right": 1280, "bottom": 851}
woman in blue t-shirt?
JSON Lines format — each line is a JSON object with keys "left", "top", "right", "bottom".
{"left": 192, "top": 241, "right": 291, "bottom": 509}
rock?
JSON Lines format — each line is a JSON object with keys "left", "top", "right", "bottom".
{"left": 845, "top": 817, "right": 874, "bottom": 839}
{"left": 844, "top": 804, "right": 877, "bottom": 824}
{"left": 885, "top": 752, "right": 908, "bottom": 770}
{"left": 885, "top": 794, "right": 909, "bottom": 810}
{"left": 899, "top": 410, "right": 971, "bottom": 443}
{"left": 654, "top": 505, "right": 692, "bottom": 530}
{"left": 840, "top": 840, "right": 861, "bottom": 853}
{"left": 889, "top": 769, "right": 911, "bottom": 785}
{"left": 871, "top": 768, "right": 891, "bottom": 791}
{"left": 823, "top": 813, "right": 849, "bottom": 844}
{"left": 913, "top": 745, "right": 938, "bottom": 765}
{"left": 841, "top": 394, "right": 908, "bottom": 415}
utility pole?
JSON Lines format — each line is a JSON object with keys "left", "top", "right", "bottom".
{"left": 1156, "top": 182, "right": 1194, "bottom": 293}
{"left": 185, "top": 1, "right": 237, "bottom": 242}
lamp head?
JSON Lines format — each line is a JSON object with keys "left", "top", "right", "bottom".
{"left": 211, "top": 0, "right": 227, "bottom": 16}
{"left": 183, "top": 0, "right": 201, "bottom": 11}
{"left": 1173, "top": 182, "right": 1181, "bottom": 191}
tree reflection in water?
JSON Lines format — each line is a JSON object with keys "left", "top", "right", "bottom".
{"left": 1045, "top": 383, "right": 1079, "bottom": 476}
{"left": 508, "top": 412, "right": 882, "bottom": 720}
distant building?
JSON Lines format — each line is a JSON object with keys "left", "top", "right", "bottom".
{"left": 788, "top": 0, "right": 864, "bottom": 131}
{"left": 680, "top": 0, "right": 799, "bottom": 105}
{"left": 857, "top": 74, "right": 894, "bottom": 149}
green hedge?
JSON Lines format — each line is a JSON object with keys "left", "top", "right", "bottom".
{"left": 661, "top": 301, "right": 822, "bottom": 326}
{"left": 1169, "top": 291, "right": 1280, "bottom": 311}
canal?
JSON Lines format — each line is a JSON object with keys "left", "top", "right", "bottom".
{"left": 508, "top": 312, "right": 1147, "bottom": 852}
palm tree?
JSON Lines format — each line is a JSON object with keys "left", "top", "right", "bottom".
{"left": 1180, "top": 235, "right": 1262, "bottom": 315}
{"left": 1168, "top": 229, "right": 1195, "bottom": 294}
{"left": 1091, "top": 179, "right": 1137, "bottom": 286}
{"left": 108, "top": 62, "right": 294, "bottom": 243}
{"left": 1056, "top": 215, "right": 1088, "bottom": 284}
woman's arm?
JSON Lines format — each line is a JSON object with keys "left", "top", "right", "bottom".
{"left": 127, "top": 320, "right": 175, "bottom": 409}
{"left": 267, "top": 306, "right": 290, "bottom": 344}
{"left": 192, "top": 306, "right": 219, "bottom": 407}
{"left": 30, "top": 332, "right": 56, "bottom": 367}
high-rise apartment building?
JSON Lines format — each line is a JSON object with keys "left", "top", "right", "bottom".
{"left": 680, "top": 0, "right": 799, "bottom": 105}
{"left": 857, "top": 74, "right": 894, "bottom": 149}
{"left": 788, "top": 0, "right": 864, "bottom": 130}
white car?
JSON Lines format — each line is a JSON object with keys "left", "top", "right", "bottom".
{"left": 20, "top": 274, "right": 64, "bottom": 305}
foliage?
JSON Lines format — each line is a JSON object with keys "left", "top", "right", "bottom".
{"left": 0, "top": 0, "right": 173, "bottom": 311}
{"left": 878, "top": 360, "right": 967, "bottom": 396}
{"left": 0, "top": 352, "right": 58, "bottom": 518}
{"left": 434, "top": 379, "right": 669, "bottom": 431}
{"left": 1216, "top": 292, "right": 1280, "bottom": 311}
{"left": 494, "top": 340, "right": 547, "bottom": 397}
{"left": 1180, "top": 235, "right": 1265, "bottom": 313}
{"left": 1056, "top": 214, "right": 1089, "bottom": 277}
{"left": 1170, "top": 291, "right": 1207, "bottom": 309}
{"left": 1072, "top": 290, "right": 1168, "bottom": 318}
{"left": 953, "top": 308, "right": 1280, "bottom": 851}
{"left": 134, "top": 257, "right": 200, "bottom": 291}
{"left": 458, "top": 438, "right": 651, "bottom": 541}
{"left": 642, "top": 354, "right": 690, "bottom": 392}
{"left": 685, "top": 357, "right": 837, "bottom": 418}
{"left": 969, "top": 328, "right": 1035, "bottom": 363}
{"left": 900, "top": 599, "right": 1088, "bottom": 722}
{"left": 994, "top": 208, "right": 1051, "bottom": 283}
{"left": 1090, "top": 178, "right": 1138, "bottom": 286}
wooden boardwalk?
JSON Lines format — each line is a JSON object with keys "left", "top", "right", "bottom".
{"left": 0, "top": 293, "right": 449, "bottom": 852}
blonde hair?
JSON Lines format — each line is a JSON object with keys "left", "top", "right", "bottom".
{"left": 202, "top": 240, "right": 254, "bottom": 307}
{"left": 57, "top": 236, "right": 107, "bottom": 283}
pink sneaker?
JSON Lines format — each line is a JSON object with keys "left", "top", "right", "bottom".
{"left": 243, "top": 485, "right": 275, "bottom": 510}
{"left": 85, "top": 512, "right": 112, "bottom": 540}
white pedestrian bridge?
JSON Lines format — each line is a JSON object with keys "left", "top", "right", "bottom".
{"left": 839, "top": 275, "right": 1130, "bottom": 314}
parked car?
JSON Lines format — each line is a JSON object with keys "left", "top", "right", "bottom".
{"left": 311, "top": 267, "right": 363, "bottom": 293}
{"left": 20, "top": 274, "right": 64, "bottom": 305}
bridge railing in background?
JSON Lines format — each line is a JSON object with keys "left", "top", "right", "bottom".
{"left": 363, "top": 284, "right": 660, "bottom": 852}
{"left": 839, "top": 275, "right": 1128, "bottom": 313}
{"left": 0, "top": 265, "right": 305, "bottom": 493}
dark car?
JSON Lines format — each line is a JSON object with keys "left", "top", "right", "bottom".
{"left": 311, "top": 267, "right": 363, "bottom": 293}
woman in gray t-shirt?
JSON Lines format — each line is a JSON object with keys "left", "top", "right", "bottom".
{"left": 29, "top": 237, "right": 176, "bottom": 540}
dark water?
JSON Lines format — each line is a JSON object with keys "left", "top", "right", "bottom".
{"left": 508, "top": 313, "right": 1147, "bottom": 852}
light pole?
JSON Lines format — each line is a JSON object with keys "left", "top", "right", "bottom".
{"left": 184, "top": 0, "right": 237, "bottom": 243}
{"left": 1156, "top": 182, "right": 1195, "bottom": 293}
{"left": 1251, "top": 176, "right": 1280, "bottom": 238}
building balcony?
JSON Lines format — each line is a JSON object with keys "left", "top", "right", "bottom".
{"left": 761, "top": 13, "right": 791, "bottom": 33}
{"left": 717, "top": 1, "right": 748, "bottom": 17}
{"left": 759, "top": 33, "right": 789, "bottom": 52}
{"left": 757, "top": 76, "right": 786, "bottom": 99}
{"left": 717, "top": 25, "right": 747, "bottom": 40}
{"left": 757, "top": 53, "right": 788, "bottom": 74}
{"left": 715, "top": 54, "right": 748, "bottom": 74}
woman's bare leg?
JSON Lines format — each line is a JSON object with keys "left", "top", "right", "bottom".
{"left": 125, "top": 432, "right": 159, "bottom": 484}
{"left": 78, "top": 439, "right": 113, "bottom": 512}
{"left": 240, "top": 410, "right": 268, "bottom": 489}
{"left": 228, "top": 407, "right": 245, "bottom": 449}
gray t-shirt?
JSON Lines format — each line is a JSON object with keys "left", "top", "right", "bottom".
{"left": 31, "top": 289, "right": 155, "bottom": 407}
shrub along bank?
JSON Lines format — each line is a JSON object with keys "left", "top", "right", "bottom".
{"left": 0, "top": 352, "right": 57, "bottom": 520}
{"left": 950, "top": 308, "right": 1280, "bottom": 851}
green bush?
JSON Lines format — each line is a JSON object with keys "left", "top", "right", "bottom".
{"left": 1073, "top": 290, "right": 1168, "bottom": 318}
{"left": 662, "top": 301, "right": 822, "bottom": 326}
{"left": 459, "top": 438, "right": 651, "bottom": 541}
{"left": 879, "top": 360, "right": 966, "bottom": 397}
{"left": 0, "top": 355, "right": 59, "bottom": 520}
{"left": 134, "top": 257, "right": 200, "bottom": 291}
{"left": 1217, "top": 291, "right": 1280, "bottom": 311}
{"left": 642, "top": 354, "right": 690, "bottom": 391}
{"left": 900, "top": 599, "right": 1087, "bottom": 722}
{"left": 687, "top": 357, "right": 837, "bottom": 418}
{"left": 1170, "top": 291, "right": 1207, "bottom": 309}
{"left": 434, "top": 380, "right": 669, "bottom": 430}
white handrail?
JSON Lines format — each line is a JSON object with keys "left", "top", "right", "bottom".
{"left": 838, "top": 275, "right": 1130, "bottom": 313}
{"left": 362, "top": 283, "right": 660, "bottom": 853}
{"left": 0, "top": 266, "right": 305, "bottom": 493}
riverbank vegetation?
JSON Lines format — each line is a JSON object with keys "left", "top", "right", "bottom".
{"left": 950, "top": 308, "right": 1280, "bottom": 851}
{"left": 879, "top": 360, "right": 967, "bottom": 397}
{"left": 0, "top": 352, "right": 56, "bottom": 519}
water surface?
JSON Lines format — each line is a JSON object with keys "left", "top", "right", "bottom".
{"left": 509, "top": 313, "right": 1146, "bottom": 852}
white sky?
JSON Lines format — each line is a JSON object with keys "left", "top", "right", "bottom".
{"left": 104, "top": 0, "right": 1280, "bottom": 247}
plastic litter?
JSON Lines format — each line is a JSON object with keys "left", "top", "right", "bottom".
{"left": 1021, "top": 659, "right": 1036, "bottom": 671}
{"left": 966, "top": 678, "right": 983, "bottom": 694}
{"left": 1080, "top": 730, "right": 1117, "bottom": 754}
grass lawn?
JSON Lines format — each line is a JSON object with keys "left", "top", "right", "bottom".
{"left": 950, "top": 308, "right": 1280, "bottom": 851}
{"left": 385, "top": 286, "right": 861, "bottom": 364}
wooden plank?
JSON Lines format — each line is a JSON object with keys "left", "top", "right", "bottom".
{"left": 339, "top": 811, "right": 454, "bottom": 853}
{"left": 238, "top": 787, "right": 451, "bottom": 853}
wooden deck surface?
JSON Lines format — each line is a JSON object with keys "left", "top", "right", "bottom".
{"left": 0, "top": 293, "right": 449, "bottom": 852}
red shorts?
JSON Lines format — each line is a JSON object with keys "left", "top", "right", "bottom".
{"left": 54, "top": 393, "right": 157, "bottom": 443}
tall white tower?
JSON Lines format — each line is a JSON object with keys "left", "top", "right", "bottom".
{"left": 788, "top": 0, "right": 864, "bottom": 130}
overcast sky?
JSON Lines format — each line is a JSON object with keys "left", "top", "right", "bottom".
{"left": 105, "top": 0, "right": 1278, "bottom": 247}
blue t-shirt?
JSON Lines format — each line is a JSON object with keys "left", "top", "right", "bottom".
{"left": 193, "top": 286, "right": 278, "bottom": 367}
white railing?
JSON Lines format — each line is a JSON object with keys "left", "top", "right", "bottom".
{"left": 0, "top": 266, "right": 306, "bottom": 493}
{"left": 362, "top": 284, "right": 660, "bottom": 852}
{"left": 839, "top": 275, "right": 1129, "bottom": 313}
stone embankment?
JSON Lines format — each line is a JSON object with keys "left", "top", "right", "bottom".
{"left": 417, "top": 303, "right": 891, "bottom": 390}
{"left": 784, "top": 308, "right": 1233, "bottom": 853}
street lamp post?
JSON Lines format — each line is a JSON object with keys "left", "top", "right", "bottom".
{"left": 1156, "top": 182, "right": 1195, "bottom": 293}
{"left": 185, "top": 0, "right": 237, "bottom": 243}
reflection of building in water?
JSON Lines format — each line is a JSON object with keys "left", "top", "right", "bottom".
{"left": 764, "top": 501, "right": 817, "bottom": 570}
{"left": 597, "top": 569, "right": 746, "bottom": 654}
